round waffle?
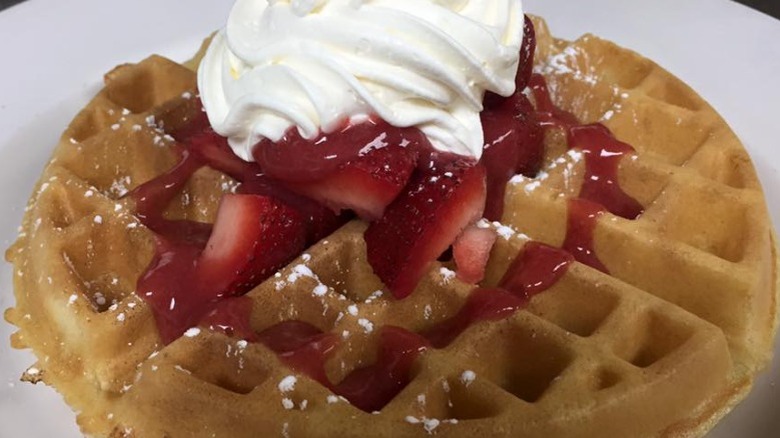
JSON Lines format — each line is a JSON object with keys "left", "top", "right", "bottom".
{"left": 5, "top": 17, "right": 778, "bottom": 437}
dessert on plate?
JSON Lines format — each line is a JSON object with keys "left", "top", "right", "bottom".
{"left": 5, "top": 0, "right": 778, "bottom": 437}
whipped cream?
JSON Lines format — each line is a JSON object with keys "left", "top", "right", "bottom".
{"left": 198, "top": 0, "right": 524, "bottom": 161}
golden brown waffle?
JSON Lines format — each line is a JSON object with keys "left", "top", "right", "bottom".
{"left": 5, "top": 18, "right": 778, "bottom": 437}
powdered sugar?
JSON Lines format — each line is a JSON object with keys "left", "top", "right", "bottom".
{"left": 278, "top": 375, "right": 297, "bottom": 392}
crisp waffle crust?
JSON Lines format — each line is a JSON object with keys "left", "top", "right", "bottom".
{"left": 5, "top": 18, "right": 778, "bottom": 438}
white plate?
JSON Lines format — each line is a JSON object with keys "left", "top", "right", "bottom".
{"left": 0, "top": 0, "right": 777, "bottom": 436}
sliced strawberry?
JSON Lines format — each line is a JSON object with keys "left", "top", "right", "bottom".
{"left": 253, "top": 119, "right": 428, "bottom": 184}
{"left": 197, "top": 194, "right": 307, "bottom": 297}
{"left": 513, "top": 95, "right": 545, "bottom": 177}
{"left": 239, "top": 176, "right": 349, "bottom": 244}
{"left": 186, "top": 129, "right": 262, "bottom": 182}
{"left": 365, "top": 158, "right": 487, "bottom": 299}
{"left": 453, "top": 225, "right": 497, "bottom": 284}
{"left": 516, "top": 15, "right": 537, "bottom": 91}
{"left": 286, "top": 144, "right": 418, "bottom": 220}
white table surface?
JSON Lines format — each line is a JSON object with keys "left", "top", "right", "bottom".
{"left": 0, "top": 0, "right": 777, "bottom": 436}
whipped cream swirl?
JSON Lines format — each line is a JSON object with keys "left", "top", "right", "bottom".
{"left": 198, "top": 0, "right": 525, "bottom": 160}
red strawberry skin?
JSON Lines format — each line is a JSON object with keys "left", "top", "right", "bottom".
{"left": 188, "top": 129, "right": 262, "bottom": 182}
{"left": 453, "top": 225, "right": 497, "bottom": 284}
{"left": 516, "top": 15, "right": 537, "bottom": 92}
{"left": 140, "top": 194, "right": 308, "bottom": 344}
{"left": 238, "top": 176, "right": 349, "bottom": 245}
{"left": 365, "top": 159, "right": 487, "bottom": 299}
{"left": 253, "top": 119, "right": 427, "bottom": 184}
{"left": 197, "top": 194, "right": 307, "bottom": 297}
{"left": 286, "top": 144, "right": 418, "bottom": 221}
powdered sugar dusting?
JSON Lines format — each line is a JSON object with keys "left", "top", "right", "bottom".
{"left": 278, "top": 375, "right": 297, "bottom": 392}
{"left": 439, "top": 267, "right": 456, "bottom": 284}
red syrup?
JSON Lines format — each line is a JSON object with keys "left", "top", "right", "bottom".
{"left": 131, "top": 110, "right": 351, "bottom": 343}
{"left": 255, "top": 321, "right": 427, "bottom": 413}
{"left": 500, "top": 241, "right": 575, "bottom": 299}
{"left": 479, "top": 15, "right": 544, "bottom": 222}
{"left": 200, "top": 296, "right": 258, "bottom": 342}
{"left": 333, "top": 327, "right": 430, "bottom": 412}
{"left": 422, "top": 242, "right": 573, "bottom": 348}
{"left": 562, "top": 198, "right": 609, "bottom": 273}
{"left": 421, "top": 288, "right": 525, "bottom": 349}
{"left": 528, "top": 73, "right": 645, "bottom": 273}
{"left": 528, "top": 74, "right": 643, "bottom": 220}
{"left": 257, "top": 321, "right": 341, "bottom": 387}
{"left": 249, "top": 242, "right": 570, "bottom": 412}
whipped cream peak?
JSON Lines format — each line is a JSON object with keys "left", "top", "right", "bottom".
{"left": 198, "top": 0, "right": 525, "bottom": 160}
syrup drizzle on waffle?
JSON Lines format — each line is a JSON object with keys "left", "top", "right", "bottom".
{"left": 529, "top": 74, "right": 645, "bottom": 272}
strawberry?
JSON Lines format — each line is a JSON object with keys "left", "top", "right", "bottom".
{"left": 453, "top": 225, "right": 497, "bottom": 284}
{"left": 253, "top": 119, "right": 428, "bottom": 184}
{"left": 187, "top": 129, "right": 262, "bottom": 182}
{"left": 197, "top": 194, "right": 307, "bottom": 297}
{"left": 365, "top": 158, "right": 487, "bottom": 299}
{"left": 516, "top": 15, "right": 537, "bottom": 91}
{"left": 285, "top": 144, "right": 418, "bottom": 220}
{"left": 239, "top": 176, "right": 349, "bottom": 244}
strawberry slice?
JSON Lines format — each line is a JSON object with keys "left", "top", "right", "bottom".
{"left": 516, "top": 15, "right": 537, "bottom": 91}
{"left": 187, "top": 129, "right": 262, "bottom": 182}
{"left": 197, "top": 194, "right": 307, "bottom": 297}
{"left": 365, "top": 158, "right": 487, "bottom": 299}
{"left": 239, "top": 176, "right": 349, "bottom": 244}
{"left": 253, "top": 119, "right": 427, "bottom": 184}
{"left": 453, "top": 225, "right": 497, "bottom": 284}
{"left": 285, "top": 144, "right": 418, "bottom": 220}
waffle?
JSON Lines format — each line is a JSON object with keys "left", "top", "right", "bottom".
{"left": 5, "top": 17, "right": 778, "bottom": 437}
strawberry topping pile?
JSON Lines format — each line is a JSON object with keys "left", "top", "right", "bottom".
{"left": 122, "top": 15, "right": 652, "bottom": 414}
{"left": 133, "top": 15, "right": 547, "bottom": 342}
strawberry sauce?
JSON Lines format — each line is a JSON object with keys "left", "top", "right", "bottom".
{"left": 256, "top": 321, "right": 428, "bottom": 413}
{"left": 257, "top": 321, "right": 341, "bottom": 387}
{"left": 529, "top": 74, "right": 643, "bottom": 220}
{"left": 501, "top": 241, "right": 575, "bottom": 297}
{"left": 131, "top": 121, "right": 345, "bottom": 343}
{"left": 421, "top": 288, "right": 526, "bottom": 348}
{"left": 529, "top": 73, "right": 644, "bottom": 274}
{"left": 562, "top": 199, "right": 609, "bottom": 273}
{"left": 247, "top": 241, "right": 571, "bottom": 411}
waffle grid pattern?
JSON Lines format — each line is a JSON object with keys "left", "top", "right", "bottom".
{"left": 5, "top": 18, "right": 777, "bottom": 438}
